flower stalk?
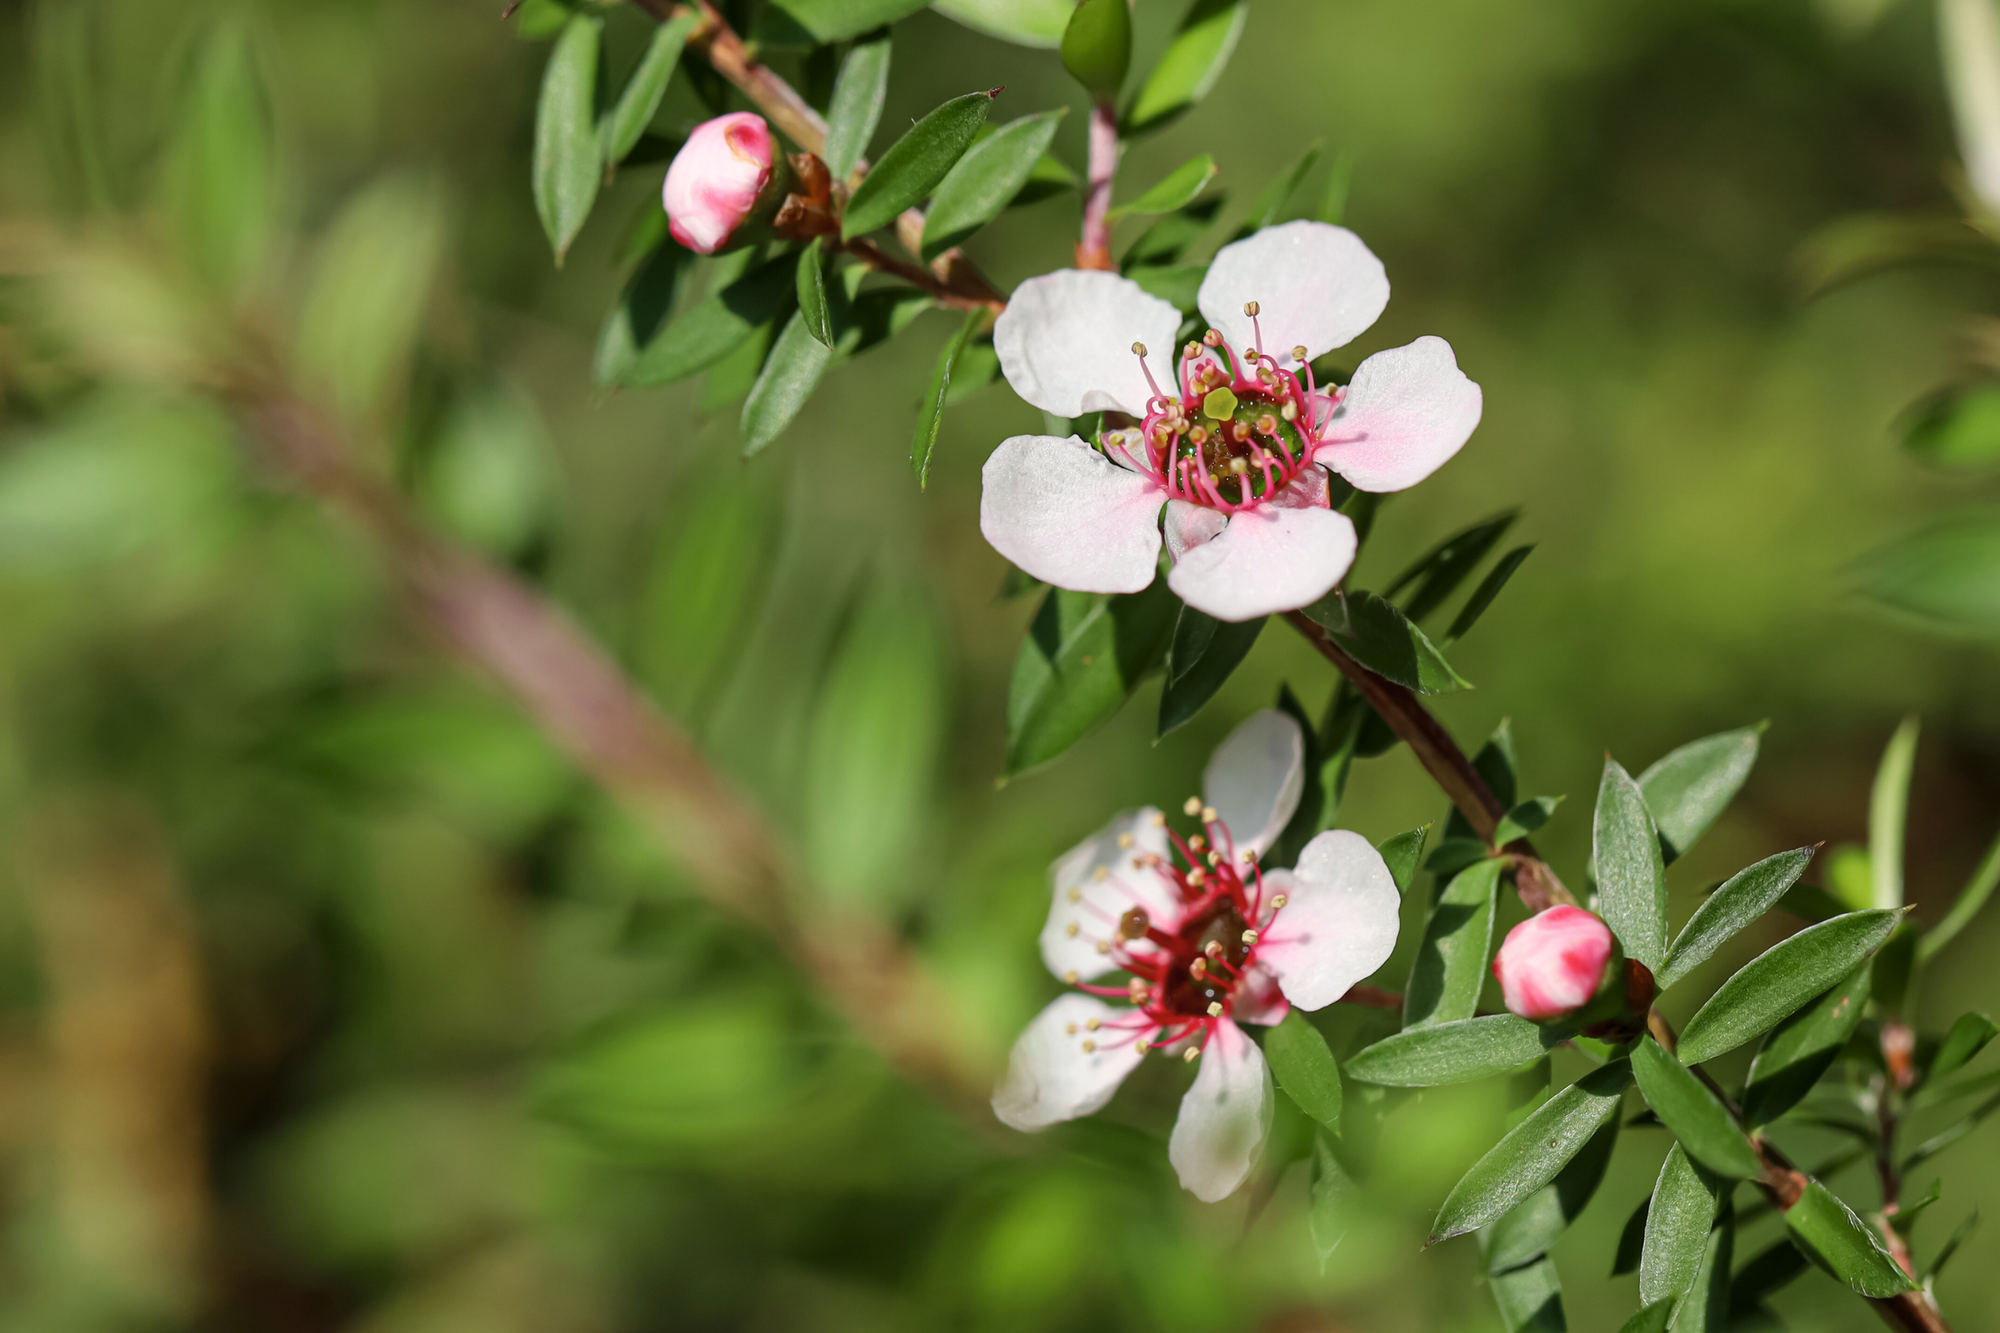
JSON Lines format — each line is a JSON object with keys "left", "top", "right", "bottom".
{"left": 1077, "top": 99, "right": 1119, "bottom": 270}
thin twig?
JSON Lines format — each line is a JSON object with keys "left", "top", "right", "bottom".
{"left": 842, "top": 238, "right": 1004, "bottom": 312}
{"left": 1281, "top": 610, "right": 1575, "bottom": 912}
{"left": 1077, "top": 100, "right": 1118, "bottom": 270}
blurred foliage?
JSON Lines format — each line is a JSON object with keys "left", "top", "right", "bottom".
{"left": 2, "top": 1, "right": 2000, "bottom": 1333}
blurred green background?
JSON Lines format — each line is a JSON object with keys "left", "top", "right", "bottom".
{"left": 1, "top": 0, "right": 1998, "bottom": 1330}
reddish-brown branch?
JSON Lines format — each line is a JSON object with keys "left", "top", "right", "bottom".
{"left": 842, "top": 238, "right": 1004, "bottom": 313}
{"left": 1282, "top": 611, "right": 1575, "bottom": 912}
{"left": 1076, "top": 100, "right": 1118, "bottom": 271}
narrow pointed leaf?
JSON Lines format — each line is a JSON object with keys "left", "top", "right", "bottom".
{"left": 741, "top": 309, "right": 833, "bottom": 455}
{"left": 1122, "top": 0, "right": 1247, "bottom": 135}
{"left": 601, "top": 12, "right": 699, "bottom": 164}
{"left": 930, "top": 0, "right": 1071, "bottom": 47}
{"left": 1404, "top": 857, "right": 1502, "bottom": 1029}
{"left": 1488, "top": 1257, "right": 1564, "bottom": 1333}
{"left": 1107, "top": 154, "right": 1217, "bottom": 219}
{"left": 1233, "top": 141, "right": 1321, "bottom": 238}
{"left": 1638, "top": 725, "right": 1762, "bottom": 864}
{"left": 1741, "top": 961, "right": 1872, "bottom": 1128}
{"left": 1930, "top": 1011, "right": 1998, "bottom": 1085}
{"left": 1385, "top": 512, "right": 1519, "bottom": 621}
{"left": 1658, "top": 846, "right": 1817, "bottom": 990}
{"left": 772, "top": 0, "right": 929, "bottom": 43}
{"left": 1784, "top": 1181, "right": 1919, "bottom": 1296}
{"left": 1429, "top": 1061, "right": 1632, "bottom": 1243}
{"left": 1157, "top": 607, "right": 1265, "bottom": 735}
{"left": 1006, "top": 583, "right": 1177, "bottom": 775}
{"left": 1921, "top": 1209, "right": 1978, "bottom": 1281}
{"left": 797, "top": 238, "right": 833, "bottom": 346}
{"left": 1377, "top": 825, "right": 1430, "bottom": 894}
{"left": 824, "top": 29, "right": 893, "bottom": 178}
{"left": 1059, "top": 0, "right": 1130, "bottom": 96}
{"left": 1596, "top": 758, "right": 1668, "bottom": 971}
{"left": 533, "top": 14, "right": 604, "bottom": 262}
{"left": 1485, "top": 1117, "right": 1619, "bottom": 1271}
{"left": 1852, "top": 507, "right": 2000, "bottom": 634}
{"left": 1492, "top": 796, "right": 1561, "bottom": 848}
{"left": 1677, "top": 910, "right": 1903, "bottom": 1064}
{"left": 1309, "top": 1128, "right": 1355, "bottom": 1267}
{"left": 1347, "top": 1015, "right": 1555, "bottom": 1087}
{"left": 1640, "top": 1144, "right": 1720, "bottom": 1296}
{"left": 161, "top": 22, "right": 275, "bottom": 295}
{"left": 593, "top": 242, "right": 691, "bottom": 387}
{"left": 1613, "top": 1196, "right": 1650, "bottom": 1276}
{"left": 1616, "top": 1302, "right": 1676, "bottom": 1333}
{"left": 911, "top": 306, "right": 985, "bottom": 486}
{"left": 922, "top": 110, "right": 1066, "bottom": 257}
{"left": 1631, "top": 1038, "right": 1764, "bottom": 1179}
{"left": 1921, "top": 822, "right": 2000, "bottom": 960}
{"left": 842, "top": 90, "right": 995, "bottom": 239}
{"left": 1676, "top": 1202, "right": 1735, "bottom": 1333}
{"left": 1443, "top": 544, "right": 1534, "bottom": 645}
{"left": 624, "top": 253, "right": 797, "bottom": 387}
{"left": 1303, "top": 589, "right": 1468, "bottom": 694}
{"left": 1265, "top": 1010, "right": 1341, "bottom": 1130}
{"left": 1125, "top": 195, "right": 1225, "bottom": 267}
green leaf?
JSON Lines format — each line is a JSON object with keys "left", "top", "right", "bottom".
{"left": 741, "top": 309, "right": 834, "bottom": 456}
{"left": 1492, "top": 796, "right": 1561, "bottom": 848}
{"left": 1348, "top": 1015, "right": 1554, "bottom": 1087}
{"left": 1443, "top": 544, "right": 1534, "bottom": 645}
{"left": 1930, "top": 1012, "right": 1998, "bottom": 1085}
{"left": 1615, "top": 1302, "right": 1676, "bottom": 1333}
{"left": 1428, "top": 1062, "right": 1633, "bottom": 1243}
{"left": 1059, "top": 0, "right": 1130, "bottom": 97}
{"left": 1657, "top": 846, "right": 1817, "bottom": 991}
{"left": 1302, "top": 590, "right": 1469, "bottom": 694}
{"left": 422, "top": 382, "right": 555, "bottom": 558}
{"left": 1157, "top": 606, "right": 1265, "bottom": 736}
{"left": 1404, "top": 858, "right": 1502, "bottom": 1030}
{"left": 636, "top": 473, "right": 782, "bottom": 720}
{"left": 911, "top": 306, "right": 984, "bottom": 487}
{"left": 797, "top": 238, "right": 833, "bottom": 347}
{"left": 1108, "top": 154, "right": 1218, "bottom": 219}
{"left": 1788, "top": 213, "right": 2000, "bottom": 299}
{"left": 922, "top": 110, "right": 1066, "bottom": 258}
{"left": 803, "top": 577, "right": 946, "bottom": 910}
{"left": 1613, "top": 1196, "right": 1650, "bottom": 1276}
{"left": 1729, "top": 1240, "right": 1811, "bottom": 1315}
{"left": 1902, "top": 380, "right": 2000, "bottom": 467}
{"left": 1676, "top": 1200, "right": 1735, "bottom": 1333}
{"left": 1488, "top": 1257, "right": 1565, "bottom": 1333}
{"left": 1234, "top": 141, "right": 1322, "bottom": 238}
{"left": 1631, "top": 1039, "right": 1764, "bottom": 1179}
{"left": 1870, "top": 716, "right": 1919, "bottom": 910}
{"left": 1776, "top": 882, "right": 1848, "bottom": 924}
{"left": 1784, "top": 1181, "right": 1919, "bottom": 1296}
{"left": 1595, "top": 758, "right": 1668, "bottom": 972}
{"left": 1741, "top": 961, "right": 1871, "bottom": 1128}
{"left": 1676, "top": 910, "right": 1903, "bottom": 1064}
{"left": 532, "top": 14, "right": 603, "bottom": 263}
{"left": 1005, "top": 582, "right": 1178, "bottom": 775}
{"left": 1127, "top": 262, "right": 1206, "bottom": 311}
{"left": 1318, "top": 150, "right": 1354, "bottom": 226}
{"left": 823, "top": 29, "right": 893, "bottom": 178}
{"left": 1309, "top": 1128, "right": 1356, "bottom": 1267}
{"left": 601, "top": 12, "right": 698, "bottom": 165}
{"left": 623, "top": 252, "right": 797, "bottom": 387}
{"left": 1385, "top": 511, "right": 1519, "bottom": 623}
{"left": 701, "top": 315, "right": 778, "bottom": 410}
{"left": 295, "top": 176, "right": 445, "bottom": 420}
{"left": 772, "top": 0, "right": 930, "bottom": 43}
{"left": 1922, "top": 1209, "right": 1978, "bottom": 1281}
{"left": 593, "top": 241, "right": 691, "bottom": 387}
{"left": 930, "top": 0, "right": 1070, "bottom": 46}
{"left": 842, "top": 90, "right": 995, "bottom": 239}
{"left": 1378, "top": 825, "right": 1430, "bottom": 895}
{"left": 159, "top": 21, "right": 274, "bottom": 295}
{"left": 1920, "top": 822, "right": 2000, "bottom": 960}
{"left": 1638, "top": 726, "right": 1763, "bottom": 865}
{"left": 1265, "top": 1011, "right": 1342, "bottom": 1130}
{"left": 1125, "top": 195, "right": 1225, "bottom": 267}
{"left": 1484, "top": 1117, "right": 1620, "bottom": 1272}
{"left": 515, "top": 0, "right": 575, "bottom": 40}
{"left": 1903, "top": 1088, "right": 2000, "bottom": 1168}
{"left": 1851, "top": 507, "right": 2000, "bottom": 635}
{"left": 1123, "top": 0, "right": 1247, "bottom": 136}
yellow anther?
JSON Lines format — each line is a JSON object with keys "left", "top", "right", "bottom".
{"left": 1183, "top": 796, "right": 1203, "bottom": 816}
{"left": 1131, "top": 341, "right": 1148, "bottom": 356}
{"left": 1207, "top": 1001, "right": 1224, "bottom": 1017}
{"left": 1117, "top": 832, "right": 1134, "bottom": 849}
{"left": 1272, "top": 893, "right": 1288, "bottom": 909}
{"left": 1242, "top": 929, "right": 1259, "bottom": 945}
{"left": 1149, "top": 811, "right": 1167, "bottom": 827}
{"left": 1292, "top": 345, "right": 1307, "bottom": 362}
{"left": 1082, "top": 1039, "right": 1096, "bottom": 1053}
{"left": 1092, "top": 866, "right": 1108, "bottom": 882}
{"left": 1063, "top": 970, "right": 1080, "bottom": 984}
{"left": 1204, "top": 329, "right": 1223, "bottom": 347}
{"left": 1067, "top": 887, "right": 1082, "bottom": 903}
{"left": 1207, "top": 851, "right": 1221, "bottom": 867}
{"left": 1066, "top": 1023, "right": 1077, "bottom": 1035}
{"left": 1280, "top": 401, "right": 1299, "bottom": 422}
{"left": 1190, "top": 834, "right": 1206, "bottom": 851}
{"left": 1229, "top": 458, "right": 1250, "bottom": 475}
{"left": 1243, "top": 300, "right": 1260, "bottom": 316}
{"left": 1190, "top": 958, "right": 1207, "bottom": 977}
{"left": 1096, "top": 940, "right": 1112, "bottom": 954}
{"left": 1241, "top": 848, "right": 1258, "bottom": 863}
{"left": 1187, "top": 867, "right": 1206, "bottom": 886}
{"left": 1086, "top": 1018, "right": 1101, "bottom": 1031}
{"left": 1065, "top": 922, "right": 1080, "bottom": 937}
{"left": 1184, "top": 341, "right": 1201, "bottom": 360}
{"left": 1205, "top": 940, "right": 1223, "bottom": 958}
{"left": 1184, "top": 1046, "right": 1200, "bottom": 1063}
{"left": 1201, "top": 806, "right": 1217, "bottom": 823}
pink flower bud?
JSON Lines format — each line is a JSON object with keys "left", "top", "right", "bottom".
{"left": 663, "top": 112, "right": 778, "bottom": 255}
{"left": 1492, "top": 906, "right": 1616, "bottom": 1021}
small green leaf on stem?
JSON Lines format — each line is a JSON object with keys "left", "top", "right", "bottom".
{"left": 1157, "top": 604, "right": 1265, "bottom": 736}
{"left": 1658, "top": 845, "right": 1816, "bottom": 991}
{"left": 796, "top": 238, "right": 833, "bottom": 347}
{"left": 1403, "top": 857, "right": 1502, "bottom": 1030}
{"left": 1631, "top": 1038, "right": 1765, "bottom": 1179}
{"left": 1234, "top": 141, "right": 1322, "bottom": 238}
{"left": 1741, "top": 960, "right": 1871, "bottom": 1128}
{"left": 1595, "top": 758, "right": 1668, "bottom": 972}
{"left": 600, "top": 12, "right": 699, "bottom": 166}
{"left": 1377, "top": 825, "right": 1430, "bottom": 894}
{"left": 1676, "top": 909, "right": 1903, "bottom": 1064}
{"left": 1638, "top": 724, "right": 1763, "bottom": 864}
{"left": 842, "top": 89, "right": 996, "bottom": 239}
{"left": 1123, "top": 0, "right": 1246, "bottom": 135}
{"left": 1107, "top": 154, "right": 1218, "bottom": 220}
{"left": 1302, "top": 589, "right": 1469, "bottom": 694}
{"left": 533, "top": 14, "right": 604, "bottom": 263}
{"left": 1784, "top": 1181, "right": 1920, "bottom": 1296}
{"left": 1347, "top": 1014, "right": 1557, "bottom": 1088}
{"left": 1264, "top": 1011, "right": 1342, "bottom": 1130}
{"left": 1443, "top": 544, "right": 1534, "bottom": 645}
{"left": 911, "top": 306, "right": 984, "bottom": 487}
{"left": 1060, "top": 0, "right": 1131, "bottom": 97}
{"left": 923, "top": 110, "right": 1067, "bottom": 258}
{"left": 1870, "top": 715, "right": 1920, "bottom": 911}
{"left": 823, "top": 28, "right": 893, "bottom": 178}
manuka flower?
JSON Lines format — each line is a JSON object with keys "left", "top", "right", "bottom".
{"left": 992, "top": 709, "right": 1402, "bottom": 1201}
{"left": 662, "top": 112, "right": 783, "bottom": 255}
{"left": 979, "top": 221, "right": 1483, "bottom": 622}
{"left": 1492, "top": 905, "right": 1618, "bottom": 1022}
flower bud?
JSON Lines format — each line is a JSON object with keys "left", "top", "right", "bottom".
{"left": 662, "top": 112, "right": 787, "bottom": 255}
{"left": 1492, "top": 905, "right": 1618, "bottom": 1021}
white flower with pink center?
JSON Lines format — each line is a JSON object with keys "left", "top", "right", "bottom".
{"left": 992, "top": 709, "right": 1402, "bottom": 1201}
{"left": 980, "top": 221, "right": 1484, "bottom": 622}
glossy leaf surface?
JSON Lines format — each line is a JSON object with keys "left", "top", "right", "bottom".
{"left": 1677, "top": 910, "right": 1901, "bottom": 1064}
{"left": 1429, "top": 1062, "right": 1632, "bottom": 1243}
{"left": 1784, "top": 1182, "right": 1919, "bottom": 1296}
{"left": 922, "top": 110, "right": 1066, "bottom": 258}
{"left": 1595, "top": 758, "right": 1668, "bottom": 972}
{"left": 1265, "top": 1011, "right": 1342, "bottom": 1130}
{"left": 1638, "top": 725, "right": 1761, "bottom": 864}
{"left": 532, "top": 14, "right": 603, "bottom": 262}
{"left": 911, "top": 307, "right": 984, "bottom": 487}
{"left": 843, "top": 91, "right": 995, "bottom": 239}
{"left": 1303, "top": 590, "right": 1468, "bottom": 694}
{"left": 1631, "top": 1038, "right": 1764, "bottom": 1179}
{"left": 1403, "top": 857, "right": 1501, "bottom": 1029}
{"left": 1658, "top": 845, "right": 1816, "bottom": 990}
{"left": 1348, "top": 1014, "right": 1552, "bottom": 1087}
{"left": 824, "top": 29, "right": 893, "bottom": 177}
{"left": 1006, "top": 583, "right": 1177, "bottom": 775}
{"left": 1123, "top": 0, "right": 1247, "bottom": 135}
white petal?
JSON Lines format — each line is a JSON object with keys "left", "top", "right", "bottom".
{"left": 1166, "top": 503, "right": 1357, "bottom": 621}
{"left": 1313, "top": 337, "right": 1482, "bottom": 493}
{"left": 1944, "top": 0, "right": 2000, "bottom": 215}
{"left": 993, "top": 994, "right": 1153, "bottom": 1130}
{"left": 1197, "top": 221, "right": 1388, "bottom": 368}
{"left": 1163, "top": 499, "right": 1227, "bottom": 563}
{"left": 1168, "top": 1019, "right": 1274, "bottom": 1202}
{"left": 981, "top": 434, "right": 1164, "bottom": 593}
{"left": 994, "top": 270, "right": 1184, "bottom": 417}
{"left": 1258, "top": 830, "right": 1402, "bottom": 1011}
{"left": 1041, "top": 807, "right": 1179, "bottom": 982}
{"left": 1203, "top": 708, "right": 1305, "bottom": 861}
